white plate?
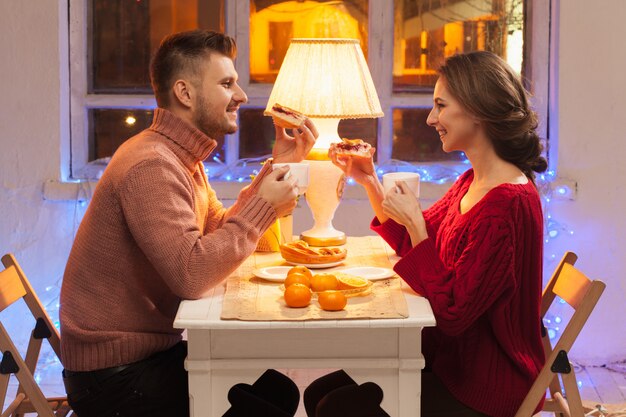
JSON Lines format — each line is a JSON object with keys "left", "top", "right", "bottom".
{"left": 285, "top": 260, "right": 344, "bottom": 269}
{"left": 337, "top": 266, "right": 396, "bottom": 281}
{"left": 252, "top": 266, "right": 293, "bottom": 282}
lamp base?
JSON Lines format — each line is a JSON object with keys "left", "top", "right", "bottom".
{"left": 301, "top": 155, "right": 346, "bottom": 247}
{"left": 300, "top": 231, "right": 346, "bottom": 247}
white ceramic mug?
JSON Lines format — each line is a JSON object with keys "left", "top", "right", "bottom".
{"left": 382, "top": 172, "right": 420, "bottom": 197}
{"left": 273, "top": 162, "right": 309, "bottom": 195}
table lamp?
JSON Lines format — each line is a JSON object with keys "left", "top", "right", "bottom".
{"left": 265, "top": 38, "right": 383, "bottom": 246}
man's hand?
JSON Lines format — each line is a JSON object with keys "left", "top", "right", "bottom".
{"left": 272, "top": 119, "right": 318, "bottom": 163}
{"left": 257, "top": 166, "right": 298, "bottom": 218}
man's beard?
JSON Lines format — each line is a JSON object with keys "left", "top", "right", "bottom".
{"left": 194, "top": 94, "right": 237, "bottom": 138}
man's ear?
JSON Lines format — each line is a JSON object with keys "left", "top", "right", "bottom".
{"left": 172, "top": 79, "right": 193, "bottom": 109}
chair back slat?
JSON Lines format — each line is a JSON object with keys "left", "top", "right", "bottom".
{"left": 0, "top": 265, "right": 27, "bottom": 312}
{"left": 553, "top": 263, "right": 592, "bottom": 309}
{"left": 540, "top": 252, "right": 578, "bottom": 316}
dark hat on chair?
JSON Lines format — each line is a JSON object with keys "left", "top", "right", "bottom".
{"left": 315, "top": 382, "right": 389, "bottom": 417}
{"left": 304, "top": 369, "right": 357, "bottom": 416}
{"left": 222, "top": 369, "right": 300, "bottom": 417}
{"left": 304, "top": 370, "right": 390, "bottom": 417}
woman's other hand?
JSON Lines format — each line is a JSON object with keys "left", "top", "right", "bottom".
{"left": 382, "top": 181, "right": 429, "bottom": 246}
{"left": 329, "top": 146, "right": 377, "bottom": 186}
{"left": 272, "top": 119, "right": 318, "bottom": 163}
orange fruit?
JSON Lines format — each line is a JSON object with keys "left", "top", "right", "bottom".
{"left": 336, "top": 274, "right": 369, "bottom": 290}
{"left": 287, "top": 265, "right": 313, "bottom": 280}
{"left": 318, "top": 290, "right": 347, "bottom": 311}
{"left": 284, "top": 283, "right": 312, "bottom": 308}
{"left": 310, "top": 273, "right": 339, "bottom": 292}
{"left": 284, "top": 272, "right": 311, "bottom": 288}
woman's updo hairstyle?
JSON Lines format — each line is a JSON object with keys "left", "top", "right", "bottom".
{"left": 437, "top": 51, "right": 547, "bottom": 181}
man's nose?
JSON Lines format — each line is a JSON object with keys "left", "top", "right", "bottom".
{"left": 234, "top": 83, "right": 248, "bottom": 104}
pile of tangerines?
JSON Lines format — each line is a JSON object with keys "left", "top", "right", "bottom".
{"left": 283, "top": 265, "right": 369, "bottom": 311}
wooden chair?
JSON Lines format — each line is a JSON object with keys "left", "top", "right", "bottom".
{"left": 515, "top": 252, "right": 606, "bottom": 417}
{"left": 0, "top": 253, "right": 71, "bottom": 417}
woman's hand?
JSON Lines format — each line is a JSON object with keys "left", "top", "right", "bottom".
{"left": 329, "top": 146, "right": 377, "bottom": 186}
{"left": 272, "top": 119, "right": 318, "bottom": 163}
{"left": 382, "top": 181, "right": 429, "bottom": 246}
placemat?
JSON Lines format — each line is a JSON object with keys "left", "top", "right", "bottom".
{"left": 220, "top": 236, "right": 409, "bottom": 321}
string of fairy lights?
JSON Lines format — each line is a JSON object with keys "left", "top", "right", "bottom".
{"left": 31, "top": 160, "right": 580, "bottom": 387}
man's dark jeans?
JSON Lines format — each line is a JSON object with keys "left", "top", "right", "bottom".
{"left": 62, "top": 341, "right": 189, "bottom": 417}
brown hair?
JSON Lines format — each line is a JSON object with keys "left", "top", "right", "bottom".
{"left": 438, "top": 51, "right": 547, "bottom": 181}
{"left": 150, "top": 30, "right": 237, "bottom": 107}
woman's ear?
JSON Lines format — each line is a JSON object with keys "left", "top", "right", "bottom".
{"left": 172, "top": 79, "right": 193, "bottom": 109}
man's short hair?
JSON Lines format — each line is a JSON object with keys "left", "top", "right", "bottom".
{"left": 150, "top": 30, "right": 237, "bottom": 107}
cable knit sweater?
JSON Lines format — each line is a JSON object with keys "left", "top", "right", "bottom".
{"left": 60, "top": 108, "right": 277, "bottom": 371}
{"left": 372, "top": 169, "right": 545, "bottom": 417}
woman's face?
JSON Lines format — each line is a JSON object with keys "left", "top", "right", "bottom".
{"left": 426, "top": 78, "right": 480, "bottom": 153}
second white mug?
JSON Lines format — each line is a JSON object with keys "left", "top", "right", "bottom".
{"left": 382, "top": 172, "right": 420, "bottom": 197}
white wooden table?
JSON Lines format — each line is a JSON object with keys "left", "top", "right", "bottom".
{"left": 174, "top": 236, "right": 436, "bottom": 417}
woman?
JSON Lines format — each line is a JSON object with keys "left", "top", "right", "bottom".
{"left": 330, "top": 51, "right": 547, "bottom": 417}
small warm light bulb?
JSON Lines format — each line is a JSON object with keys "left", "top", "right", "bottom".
{"left": 125, "top": 116, "right": 137, "bottom": 126}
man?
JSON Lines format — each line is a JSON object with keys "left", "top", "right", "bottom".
{"left": 59, "top": 30, "right": 317, "bottom": 417}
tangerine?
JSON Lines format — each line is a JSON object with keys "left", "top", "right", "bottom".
{"left": 336, "top": 274, "right": 369, "bottom": 290}
{"left": 284, "top": 272, "right": 311, "bottom": 288}
{"left": 284, "top": 283, "right": 312, "bottom": 308}
{"left": 287, "top": 265, "right": 313, "bottom": 280}
{"left": 310, "top": 273, "right": 339, "bottom": 292}
{"left": 318, "top": 290, "right": 347, "bottom": 311}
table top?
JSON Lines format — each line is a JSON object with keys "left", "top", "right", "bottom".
{"left": 174, "top": 236, "right": 436, "bottom": 331}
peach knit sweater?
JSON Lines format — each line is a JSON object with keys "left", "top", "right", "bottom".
{"left": 60, "top": 108, "right": 276, "bottom": 371}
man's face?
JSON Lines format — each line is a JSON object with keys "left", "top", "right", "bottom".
{"left": 192, "top": 52, "right": 247, "bottom": 138}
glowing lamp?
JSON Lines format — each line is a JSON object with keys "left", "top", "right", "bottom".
{"left": 265, "top": 38, "right": 383, "bottom": 246}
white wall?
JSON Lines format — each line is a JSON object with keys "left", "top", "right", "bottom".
{"left": 547, "top": 0, "right": 626, "bottom": 363}
{"left": 0, "top": 0, "right": 624, "bottom": 372}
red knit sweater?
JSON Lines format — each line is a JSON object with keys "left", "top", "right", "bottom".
{"left": 372, "top": 169, "right": 545, "bottom": 417}
{"left": 60, "top": 108, "right": 277, "bottom": 371}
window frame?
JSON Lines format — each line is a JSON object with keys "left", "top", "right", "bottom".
{"left": 68, "top": 0, "right": 551, "bottom": 181}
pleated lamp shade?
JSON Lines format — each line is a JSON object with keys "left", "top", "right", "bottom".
{"left": 265, "top": 38, "right": 383, "bottom": 119}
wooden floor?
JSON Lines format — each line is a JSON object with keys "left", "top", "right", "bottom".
{"left": 5, "top": 363, "right": 626, "bottom": 416}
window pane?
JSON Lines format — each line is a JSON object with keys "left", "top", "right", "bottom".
{"left": 238, "top": 108, "right": 378, "bottom": 160}
{"left": 88, "top": 109, "right": 225, "bottom": 163}
{"left": 392, "top": 108, "right": 466, "bottom": 162}
{"left": 239, "top": 108, "right": 276, "bottom": 159}
{"left": 250, "top": 0, "right": 369, "bottom": 84}
{"left": 89, "top": 109, "right": 153, "bottom": 161}
{"left": 338, "top": 119, "right": 378, "bottom": 163}
{"left": 90, "top": 0, "right": 224, "bottom": 93}
{"left": 393, "top": 0, "right": 524, "bottom": 92}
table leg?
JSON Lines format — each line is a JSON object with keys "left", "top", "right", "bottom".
{"left": 399, "top": 327, "right": 425, "bottom": 417}
{"left": 186, "top": 330, "right": 212, "bottom": 417}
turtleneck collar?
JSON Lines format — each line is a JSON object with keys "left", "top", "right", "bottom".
{"left": 149, "top": 108, "right": 217, "bottom": 169}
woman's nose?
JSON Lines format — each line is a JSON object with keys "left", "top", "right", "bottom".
{"left": 426, "top": 108, "right": 437, "bottom": 126}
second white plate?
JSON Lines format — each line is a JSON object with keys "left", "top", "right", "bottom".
{"left": 252, "top": 266, "right": 292, "bottom": 282}
{"left": 337, "top": 266, "right": 396, "bottom": 281}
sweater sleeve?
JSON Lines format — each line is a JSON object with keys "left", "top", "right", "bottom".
{"left": 222, "top": 159, "right": 273, "bottom": 221}
{"left": 120, "top": 158, "right": 276, "bottom": 300}
{"left": 394, "top": 215, "right": 516, "bottom": 336}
